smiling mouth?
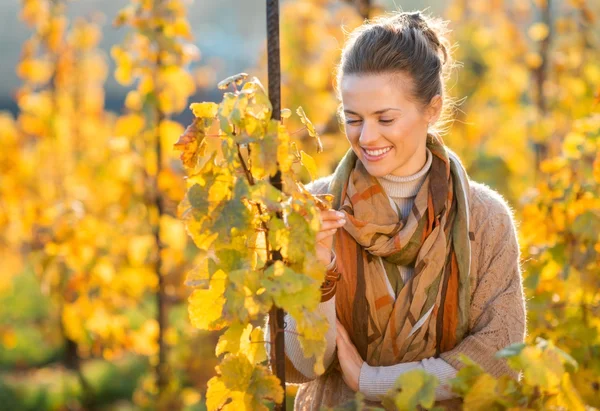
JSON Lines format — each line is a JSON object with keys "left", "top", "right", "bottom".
{"left": 362, "top": 146, "right": 393, "bottom": 160}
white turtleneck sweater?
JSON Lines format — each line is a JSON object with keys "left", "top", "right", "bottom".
{"left": 268, "top": 148, "right": 458, "bottom": 402}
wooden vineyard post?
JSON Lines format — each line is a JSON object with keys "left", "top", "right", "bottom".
{"left": 266, "top": 1, "right": 287, "bottom": 410}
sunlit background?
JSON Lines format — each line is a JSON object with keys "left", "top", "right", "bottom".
{"left": 1, "top": 0, "right": 600, "bottom": 409}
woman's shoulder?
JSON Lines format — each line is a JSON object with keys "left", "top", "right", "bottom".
{"left": 304, "top": 174, "right": 335, "bottom": 195}
{"left": 467, "top": 180, "right": 520, "bottom": 270}
{"left": 468, "top": 180, "right": 517, "bottom": 231}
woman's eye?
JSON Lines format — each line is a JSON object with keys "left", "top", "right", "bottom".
{"left": 379, "top": 119, "right": 394, "bottom": 124}
{"left": 346, "top": 119, "right": 362, "bottom": 125}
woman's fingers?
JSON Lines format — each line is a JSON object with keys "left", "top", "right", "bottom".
{"left": 320, "top": 218, "right": 346, "bottom": 232}
{"left": 315, "top": 211, "right": 346, "bottom": 243}
{"left": 336, "top": 319, "right": 351, "bottom": 345}
{"left": 319, "top": 209, "right": 346, "bottom": 224}
{"left": 315, "top": 210, "right": 346, "bottom": 266}
{"left": 316, "top": 229, "right": 338, "bottom": 243}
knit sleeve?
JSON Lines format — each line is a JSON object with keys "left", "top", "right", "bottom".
{"left": 358, "top": 356, "right": 458, "bottom": 402}
{"left": 439, "top": 184, "right": 527, "bottom": 379}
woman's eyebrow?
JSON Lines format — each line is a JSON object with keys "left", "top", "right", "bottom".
{"left": 343, "top": 108, "right": 402, "bottom": 116}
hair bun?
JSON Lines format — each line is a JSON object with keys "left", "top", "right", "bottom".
{"left": 405, "top": 11, "right": 424, "bottom": 21}
{"left": 398, "top": 11, "right": 450, "bottom": 67}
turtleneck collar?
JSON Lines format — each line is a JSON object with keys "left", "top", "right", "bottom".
{"left": 375, "top": 148, "right": 432, "bottom": 199}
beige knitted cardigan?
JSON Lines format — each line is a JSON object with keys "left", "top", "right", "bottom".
{"left": 270, "top": 174, "right": 527, "bottom": 410}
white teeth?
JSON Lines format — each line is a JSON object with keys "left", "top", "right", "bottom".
{"left": 365, "top": 147, "right": 392, "bottom": 156}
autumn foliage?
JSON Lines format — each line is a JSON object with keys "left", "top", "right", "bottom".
{"left": 1, "top": 0, "right": 600, "bottom": 410}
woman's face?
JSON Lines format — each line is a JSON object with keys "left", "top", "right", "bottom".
{"left": 340, "top": 72, "right": 441, "bottom": 177}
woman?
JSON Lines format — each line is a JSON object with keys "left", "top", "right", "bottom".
{"left": 272, "top": 9, "right": 526, "bottom": 410}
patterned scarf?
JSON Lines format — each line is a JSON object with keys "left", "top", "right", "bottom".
{"left": 328, "top": 133, "right": 472, "bottom": 366}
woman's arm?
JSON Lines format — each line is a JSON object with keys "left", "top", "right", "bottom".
{"left": 336, "top": 319, "right": 459, "bottom": 402}
{"left": 264, "top": 253, "right": 339, "bottom": 383}
{"left": 358, "top": 357, "right": 458, "bottom": 401}
{"left": 439, "top": 187, "right": 527, "bottom": 379}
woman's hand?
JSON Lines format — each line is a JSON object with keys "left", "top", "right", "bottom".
{"left": 316, "top": 209, "right": 346, "bottom": 266}
{"left": 336, "top": 318, "right": 364, "bottom": 392}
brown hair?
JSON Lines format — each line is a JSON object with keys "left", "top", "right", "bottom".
{"left": 335, "top": 10, "right": 459, "bottom": 135}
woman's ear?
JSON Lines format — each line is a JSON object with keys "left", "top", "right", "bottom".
{"left": 427, "top": 94, "right": 443, "bottom": 124}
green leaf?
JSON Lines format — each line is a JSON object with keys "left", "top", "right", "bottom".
{"left": 215, "top": 249, "right": 247, "bottom": 272}
{"left": 249, "top": 179, "right": 283, "bottom": 213}
{"left": 286, "top": 208, "right": 317, "bottom": 265}
{"left": 218, "top": 92, "right": 236, "bottom": 135}
{"left": 225, "top": 267, "right": 270, "bottom": 322}
{"left": 184, "top": 255, "right": 217, "bottom": 288}
{"left": 390, "top": 369, "right": 439, "bottom": 410}
{"left": 294, "top": 309, "right": 328, "bottom": 375}
{"left": 262, "top": 261, "right": 320, "bottom": 309}
{"left": 495, "top": 342, "right": 526, "bottom": 359}
{"left": 448, "top": 354, "right": 486, "bottom": 396}
{"left": 249, "top": 120, "right": 279, "bottom": 179}
{"left": 188, "top": 183, "right": 209, "bottom": 214}
{"left": 267, "top": 216, "right": 289, "bottom": 259}
{"left": 209, "top": 178, "right": 254, "bottom": 249}
{"left": 230, "top": 93, "right": 249, "bottom": 129}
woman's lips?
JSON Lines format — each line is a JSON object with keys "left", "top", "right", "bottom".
{"left": 362, "top": 146, "right": 393, "bottom": 162}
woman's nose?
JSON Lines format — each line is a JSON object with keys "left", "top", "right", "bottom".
{"left": 358, "top": 123, "right": 379, "bottom": 145}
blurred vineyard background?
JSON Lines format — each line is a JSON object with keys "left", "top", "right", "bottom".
{"left": 1, "top": 0, "right": 599, "bottom": 409}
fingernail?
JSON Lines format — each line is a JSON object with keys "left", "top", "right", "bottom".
{"left": 336, "top": 211, "right": 344, "bottom": 217}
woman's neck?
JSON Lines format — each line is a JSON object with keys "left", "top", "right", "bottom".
{"left": 376, "top": 148, "right": 432, "bottom": 199}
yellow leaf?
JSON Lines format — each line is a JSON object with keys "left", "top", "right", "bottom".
{"left": 277, "top": 124, "right": 292, "bottom": 173}
{"left": 191, "top": 102, "right": 218, "bottom": 119}
{"left": 206, "top": 355, "right": 283, "bottom": 411}
{"left": 188, "top": 269, "right": 227, "bottom": 330}
{"left": 300, "top": 150, "right": 317, "bottom": 181}
{"left": 174, "top": 118, "right": 206, "bottom": 169}
{"left": 216, "top": 324, "right": 267, "bottom": 364}
{"left": 296, "top": 106, "right": 323, "bottom": 152}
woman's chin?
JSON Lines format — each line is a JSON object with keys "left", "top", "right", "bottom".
{"left": 362, "top": 162, "right": 393, "bottom": 178}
